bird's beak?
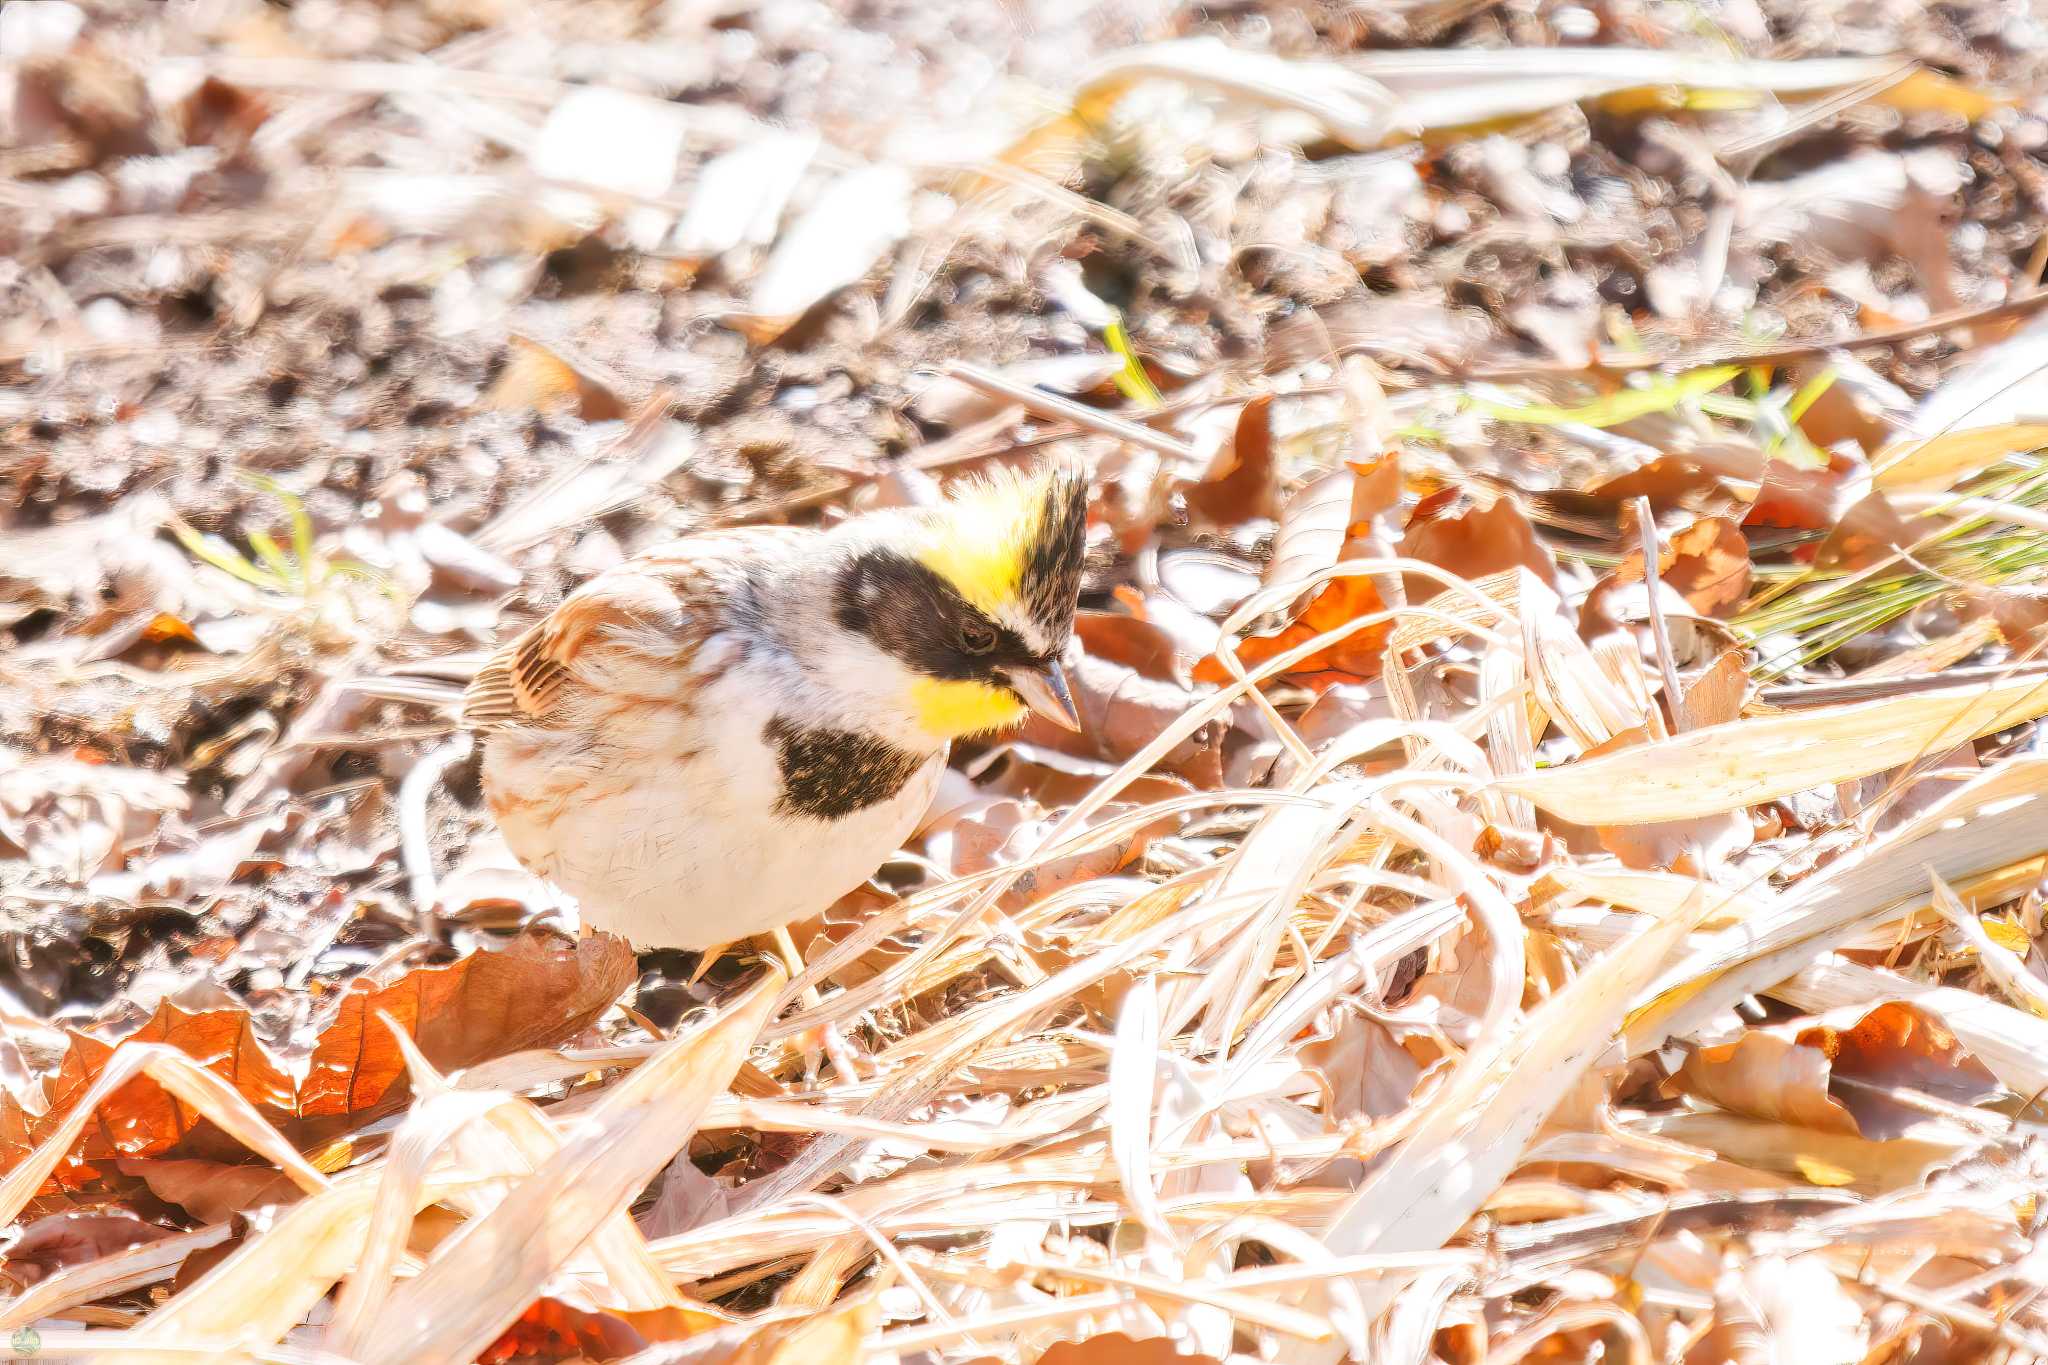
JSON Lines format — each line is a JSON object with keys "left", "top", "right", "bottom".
{"left": 1005, "top": 661, "right": 1081, "bottom": 731}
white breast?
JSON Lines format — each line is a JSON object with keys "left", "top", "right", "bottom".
{"left": 480, "top": 658, "right": 943, "bottom": 949}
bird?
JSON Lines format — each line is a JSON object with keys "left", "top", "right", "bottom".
{"left": 460, "top": 463, "right": 1089, "bottom": 950}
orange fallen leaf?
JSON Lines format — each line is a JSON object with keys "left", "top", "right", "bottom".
{"left": 1398, "top": 488, "right": 1560, "bottom": 605}
{"left": 1181, "top": 395, "right": 1280, "bottom": 526}
{"left": 485, "top": 335, "right": 627, "bottom": 421}
{"left": 1745, "top": 449, "right": 1869, "bottom": 534}
{"left": 1033, "top": 1335, "right": 1224, "bottom": 1365}
{"left": 1670, "top": 1001, "right": 1998, "bottom": 1140}
{"left": 1620, "top": 516, "right": 1753, "bottom": 617}
{"left": 0, "top": 931, "right": 634, "bottom": 1213}
{"left": 478, "top": 1296, "right": 648, "bottom": 1363}
{"left": 1195, "top": 569, "right": 1392, "bottom": 687}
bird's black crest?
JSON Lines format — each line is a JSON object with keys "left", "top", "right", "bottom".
{"left": 1022, "top": 468, "right": 1088, "bottom": 642}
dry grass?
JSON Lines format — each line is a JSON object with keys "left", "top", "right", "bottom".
{"left": 6, "top": 0, "right": 2048, "bottom": 1362}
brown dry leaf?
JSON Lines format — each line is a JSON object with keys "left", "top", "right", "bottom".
{"left": 1033, "top": 1335, "right": 1225, "bottom": 1365}
{"left": 116, "top": 1158, "right": 303, "bottom": 1224}
{"left": 1672, "top": 1001, "right": 1998, "bottom": 1139}
{"left": 1673, "top": 1030, "right": 1859, "bottom": 1134}
{"left": 1800, "top": 1000, "right": 2000, "bottom": 1138}
{"left": 477, "top": 1296, "right": 648, "bottom": 1364}
{"left": 1682, "top": 651, "right": 1751, "bottom": 731}
{"left": 175, "top": 76, "right": 270, "bottom": 156}
{"left": 1195, "top": 451, "right": 1406, "bottom": 687}
{"left": 1267, "top": 449, "right": 1404, "bottom": 605}
{"left": 1791, "top": 357, "right": 1913, "bottom": 456}
{"left": 1, "top": 932, "right": 633, "bottom": 1208}
{"left": 1072, "top": 611, "right": 1187, "bottom": 685}
{"left": 1182, "top": 395, "right": 1281, "bottom": 526}
{"left": 484, "top": 335, "right": 626, "bottom": 421}
{"left": 0, "top": 753, "right": 189, "bottom": 884}
{"left": 1195, "top": 570, "right": 1391, "bottom": 687}
{"left": 1814, "top": 491, "right": 1945, "bottom": 574}
{"left": 1619, "top": 516, "right": 1752, "bottom": 617}
{"left": 1025, "top": 645, "right": 1226, "bottom": 787}
{"left": 1744, "top": 449, "right": 1870, "bottom": 532}
{"left": 1957, "top": 587, "right": 2048, "bottom": 659}
{"left": 3, "top": 1211, "right": 176, "bottom": 1286}
{"left": 925, "top": 796, "right": 1176, "bottom": 912}
{"left": 1398, "top": 488, "right": 1560, "bottom": 605}
{"left": 1300, "top": 1009, "right": 1425, "bottom": 1122}
{"left": 1585, "top": 442, "right": 1766, "bottom": 511}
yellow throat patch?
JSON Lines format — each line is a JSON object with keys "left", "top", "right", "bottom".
{"left": 912, "top": 677, "right": 1027, "bottom": 738}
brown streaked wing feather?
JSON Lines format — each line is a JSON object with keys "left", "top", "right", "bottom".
{"left": 460, "top": 524, "right": 810, "bottom": 733}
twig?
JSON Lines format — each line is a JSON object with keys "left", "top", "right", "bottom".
{"left": 1453, "top": 288, "right": 2048, "bottom": 384}
{"left": 1636, "top": 497, "right": 1689, "bottom": 733}
{"left": 941, "top": 363, "right": 1199, "bottom": 461}
{"left": 1758, "top": 659, "right": 2048, "bottom": 708}
{"left": 400, "top": 733, "right": 474, "bottom": 916}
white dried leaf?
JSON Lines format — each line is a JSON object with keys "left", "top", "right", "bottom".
{"left": 530, "top": 87, "right": 692, "bottom": 200}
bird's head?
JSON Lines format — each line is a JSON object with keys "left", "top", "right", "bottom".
{"left": 835, "top": 464, "right": 1088, "bottom": 742}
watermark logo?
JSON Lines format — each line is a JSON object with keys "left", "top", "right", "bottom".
{"left": 9, "top": 1327, "right": 39, "bottom": 1357}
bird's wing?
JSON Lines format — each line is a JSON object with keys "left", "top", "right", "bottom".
{"left": 461, "top": 525, "right": 807, "bottom": 732}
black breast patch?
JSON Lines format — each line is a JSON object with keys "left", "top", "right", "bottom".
{"left": 764, "top": 717, "right": 927, "bottom": 820}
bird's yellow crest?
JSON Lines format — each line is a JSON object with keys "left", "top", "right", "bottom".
{"left": 913, "top": 465, "right": 1050, "bottom": 619}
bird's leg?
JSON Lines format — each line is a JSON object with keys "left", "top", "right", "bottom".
{"left": 770, "top": 925, "right": 818, "bottom": 1008}
{"left": 685, "top": 943, "right": 730, "bottom": 988}
{"left": 770, "top": 925, "right": 870, "bottom": 1085}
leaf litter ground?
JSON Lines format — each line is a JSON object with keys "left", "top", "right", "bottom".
{"left": 6, "top": 0, "right": 2048, "bottom": 1362}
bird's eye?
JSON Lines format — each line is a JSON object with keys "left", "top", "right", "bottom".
{"left": 959, "top": 620, "right": 997, "bottom": 654}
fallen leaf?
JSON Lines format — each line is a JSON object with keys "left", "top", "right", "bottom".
{"left": 1266, "top": 446, "right": 1403, "bottom": 610}
{"left": 1802, "top": 999, "right": 2000, "bottom": 1138}
{"left": 637, "top": 1154, "right": 732, "bottom": 1241}
{"left": 1616, "top": 516, "right": 1753, "bottom": 617}
{"left": 734, "top": 164, "right": 913, "bottom": 342}
{"left": 0, "top": 753, "right": 189, "bottom": 884}
{"left": 483, "top": 335, "right": 626, "bottom": 421}
{"left": 116, "top": 1157, "right": 303, "bottom": 1223}
{"left": 1195, "top": 451, "right": 1406, "bottom": 687}
{"left": 1182, "top": 396, "right": 1281, "bottom": 526}
{"left": 1300, "top": 1009, "right": 1423, "bottom": 1122}
{"left": 1673, "top": 1029, "right": 1859, "bottom": 1134}
{"left": 1745, "top": 449, "right": 1870, "bottom": 533}
{"left": 925, "top": 796, "right": 1175, "bottom": 912}
{"left": 1072, "top": 612, "right": 1186, "bottom": 685}
{"left": 1398, "top": 489, "right": 1560, "bottom": 605}
{"left": 3, "top": 1211, "right": 175, "bottom": 1286}
{"left": 0, "top": 932, "right": 634, "bottom": 1211}
{"left": 1028, "top": 644, "right": 1227, "bottom": 786}
{"left": 1671, "top": 1001, "right": 1998, "bottom": 1140}
{"left": 1195, "top": 569, "right": 1391, "bottom": 686}
{"left": 478, "top": 1297, "right": 647, "bottom": 1364}
{"left": 1034, "top": 1334, "right": 1224, "bottom": 1365}
{"left": 1584, "top": 441, "right": 1765, "bottom": 511}
{"left": 1813, "top": 491, "right": 1945, "bottom": 574}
